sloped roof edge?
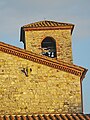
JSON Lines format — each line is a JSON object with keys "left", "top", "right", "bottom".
{"left": 0, "top": 42, "right": 87, "bottom": 80}
{"left": 22, "top": 20, "right": 74, "bottom": 28}
{"left": 0, "top": 114, "right": 90, "bottom": 120}
{"left": 22, "top": 20, "right": 74, "bottom": 32}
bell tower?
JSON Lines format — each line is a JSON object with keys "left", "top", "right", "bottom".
{"left": 20, "top": 20, "right": 74, "bottom": 63}
{"left": 0, "top": 20, "right": 88, "bottom": 114}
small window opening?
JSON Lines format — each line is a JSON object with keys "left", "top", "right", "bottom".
{"left": 41, "top": 37, "right": 56, "bottom": 58}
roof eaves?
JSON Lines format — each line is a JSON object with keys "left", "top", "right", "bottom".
{"left": 0, "top": 42, "right": 87, "bottom": 80}
{"left": 22, "top": 20, "right": 74, "bottom": 33}
{"left": 0, "top": 114, "right": 90, "bottom": 120}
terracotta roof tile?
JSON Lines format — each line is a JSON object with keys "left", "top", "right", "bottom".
{"left": 65, "top": 114, "right": 74, "bottom": 120}
{"left": 27, "top": 116, "right": 33, "bottom": 120}
{"left": 23, "top": 20, "right": 74, "bottom": 28}
{"left": 0, "top": 41, "right": 87, "bottom": 80}
{"left": 0, "top": 114, "right": 90, "bottom": 120}
{"left": 21, "top": 20, "right": 74, "bottom": 34}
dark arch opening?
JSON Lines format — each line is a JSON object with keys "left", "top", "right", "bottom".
{"left": 41, "top": 37, "right": 56, "bottom": 58}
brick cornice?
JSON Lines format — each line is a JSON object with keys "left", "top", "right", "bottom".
{"left": 23, "top": 26, "right": 73, "bottom": 31}
{"left": 0, "top": 42, "right": 87, "bottom": 80}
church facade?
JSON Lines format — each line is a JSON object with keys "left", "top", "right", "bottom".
{"left": 0, "top": 21, "right": 88, "bottom": 117}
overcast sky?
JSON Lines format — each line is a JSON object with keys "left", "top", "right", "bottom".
{"left": 0, "top": 0, "right": 90, "bottom": 113}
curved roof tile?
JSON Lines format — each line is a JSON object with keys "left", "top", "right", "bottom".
{"left": 23, "top": 20, "right": 74, "bottom": 28}
{"left": 0, "top": 114, "right": 90, "bottom": 120}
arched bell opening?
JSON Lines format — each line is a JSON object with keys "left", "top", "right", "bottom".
{"left": 41, "top": 37, "right": 57, "bottom": 58}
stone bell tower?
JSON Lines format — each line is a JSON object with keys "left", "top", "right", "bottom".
{"left": 20, "top": 20, "right": 74, "bottom": 63}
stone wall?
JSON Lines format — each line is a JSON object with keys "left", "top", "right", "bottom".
{"left": 0, "top": 51, "right": 82, "bottom": 114}
{"left": 24, "top": 29, "right": 73, "bottom": 63}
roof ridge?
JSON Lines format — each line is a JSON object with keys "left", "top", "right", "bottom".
{"left": 0, "top": 41, "right": 87, "bottom": 79}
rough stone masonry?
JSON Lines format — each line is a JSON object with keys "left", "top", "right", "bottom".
{"left": 0, "top": 51, "right": 81, "bottom": 114}
{"left": 0, "top": 20, "right": 87, "bottom": 115}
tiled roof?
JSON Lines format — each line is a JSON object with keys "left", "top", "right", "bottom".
{"left": 20, "top": 20, "right": 74, "bottom": 42}
{"left": 21, "top": 20, "right": 74, "bottom": 32}
{"left": 0, "top": 114, "right": 90, "bottom": 120}
{"left": 23, "top": 20, "right": 74, "bottom": 28}
{"left": 0, "top": 41, "right": 87, "bottom": 80}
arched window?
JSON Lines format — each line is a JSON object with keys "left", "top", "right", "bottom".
{"left": 41, "top": 37, "right": 56, "bottom": 58}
